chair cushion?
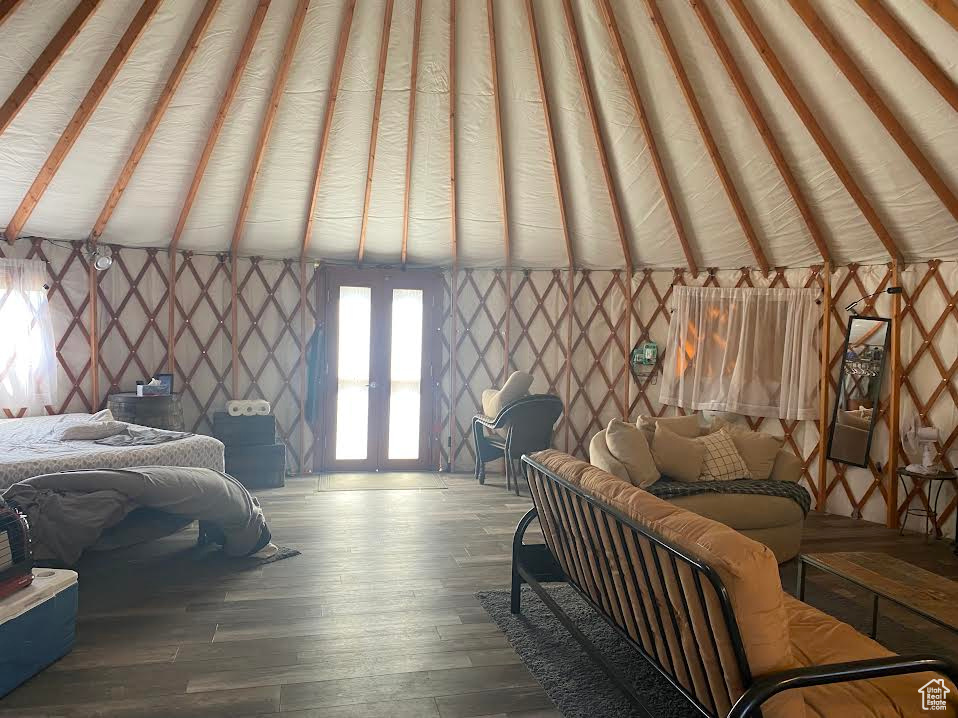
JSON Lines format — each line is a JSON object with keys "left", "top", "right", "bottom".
{"left": 784, "top": 595, "right": 957, "bottom": 717}
{"left": 725, "top": 426, "right": 784, "bottom": 481}
{"left": 480, "top": 389, "right": 500, "bottom": 418}
{"left": 529, "top": 450, "right": 803, "bottom": 718}
{"left": 652, "top": 424, "right": 706, "bottom": 482}
{"left": 482, "top": 371, "right": 534, "bottom": 418}
{"left": 698, "top": 429, "right": 752, "bottom": 481}
{"left": 605, "top": 419, "right": 660, "bottom": 488}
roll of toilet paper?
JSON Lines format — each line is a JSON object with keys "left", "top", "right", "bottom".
{"left": 252, "top": 400, "right": 271, "bottom": 415}
{"left": 227, "top": 400, "right": 246, "bottom": 417}
{"left": 241, "top": 402, "right": 256, "bottom": 416}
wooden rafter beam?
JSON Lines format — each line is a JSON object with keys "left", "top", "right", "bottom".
{"left": 229, "top": 0, "right": 309, "bottom": 255}
{"left": 169, "top": 0, "right": 269, "bottom": 253}
{"left": 400, "top": 0, "right": 423, "bottom": 266}
{"left": 299, "top": 0, "right": 355, "bottom": 261}
{"left": 0, "top": 0, "right": 25, "bottom": 28}
{"left": 449, "top": 0, "right": 458, "bottom": 266}
{"left": 561, "top": 0, "right": 633, "bottom": 275}
{"left": 525, "top": 0, "right": 573, "bottom": 269}
{"left": 487, "top": 0, "right": 511, "bottom": 270}
{"left": 488, "top": 0, "right": 512, "bottom": 379}
{"left": 726, "top": 0, "right": 903, "bottom": 263}
{"left": 787, "top": 0, "right": 958, "bottom": 224}
{"left": 854, "top": 0, "right": 958, "bottom": 114}
{"left": 0, "top": 0, "right": 101, "bottom": 136}
{"left": 91, "top": 0, "right": 220, "bottom": 241}
{"left": 448, "top": 0, "right": 459, "bottom": 466}
{"left": 598, "top": 0, "right": 695, "bottom": 275}
{"left": 3, "top": 0, "right": 161, "bottom": 243}
{"left": 356, "top": 0, "right": 395, "bottom": 264}
{"left": 691, "top": 0, "right": 831, "bottom": 264}
{"left": 643, "top": 0, "right": 768, "bottom": 273}
{"left": 922, "top": 0, "right": 958, "bottom": 33}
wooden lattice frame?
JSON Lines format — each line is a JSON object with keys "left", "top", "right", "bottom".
{"left": 0, "top": 239, "right": 954, "bottom": 536}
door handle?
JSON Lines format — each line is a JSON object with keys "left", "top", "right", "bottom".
{"left": 367, "top": 381, "right": 378, "bottom": 389}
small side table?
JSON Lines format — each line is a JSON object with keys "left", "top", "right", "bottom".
{"left": 896, "top": 467, "right": 957, "bottom": 552}
{"left": 107, "top": 392, "right": 184, "bottom": 431}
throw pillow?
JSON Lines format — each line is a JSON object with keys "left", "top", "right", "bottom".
{"left": 770, "top": 449, "right": 803, "bottom": 483}
{"left": 726, "top": 426, "right": 784, "bottom": 481}
{"left": 651, "top": 424, "right": 706, "bottom": 482}
{"left": 589, "top": 430, "right": 631, "bottom": 483}
{"left": 606, "top": 419, "right": 660, "bottom": 488}
{"left": 698, "top": 429, "right": 752, "bottom": 482}
{"left": 637, "top": 413, "right": 702, "bottom": 445}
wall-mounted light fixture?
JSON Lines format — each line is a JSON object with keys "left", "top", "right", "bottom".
{"left": 844, "top": 286, "right": 902, "bottom": 315}
{"left": 87, "top": 241, "right": 113, "bottom": 271}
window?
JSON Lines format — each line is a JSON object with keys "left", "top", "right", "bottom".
{"left": 0, "top": 259, "right": 57, "bottom": 409}
{"left": 659, "top": 286, "right": 819, "bottom": 420}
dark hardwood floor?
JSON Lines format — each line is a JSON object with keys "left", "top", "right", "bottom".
{"left": 1, "top": 472, "right": 955, "bottom": 717}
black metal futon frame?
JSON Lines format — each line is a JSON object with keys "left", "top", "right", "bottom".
{"left": 512, "top": 454, "right": 958, "bottom": 718}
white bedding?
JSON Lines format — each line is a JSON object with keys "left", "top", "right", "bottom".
{"left": 0, "top": 414, "right": 225, "bottom": 490}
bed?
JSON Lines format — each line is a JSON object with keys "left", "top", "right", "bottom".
{"left": 0, "top": 413, "right": 225, "bottom": 490}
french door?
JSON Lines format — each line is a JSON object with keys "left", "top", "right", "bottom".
{"left": 322, "top": 268, "right": 439, "bottom": 472}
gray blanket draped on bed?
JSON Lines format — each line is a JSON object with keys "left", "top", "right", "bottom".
{"left": 2, "top": 466, "right": 269, "bottom": 564}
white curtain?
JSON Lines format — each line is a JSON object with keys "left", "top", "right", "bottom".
{"left": 0, "top": 259, "right": 57, "bottom": 408}
{"left": 659, "top": 286, "right": 819, "bottom": 420}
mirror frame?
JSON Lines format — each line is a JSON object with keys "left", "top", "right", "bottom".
{"left": 826, "top": 315, "right": 892, "bottom": 469}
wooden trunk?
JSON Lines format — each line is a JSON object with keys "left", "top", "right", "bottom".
{"left": 225, "top": 443, "right": 286, "bottom": 489}
{"left": 212, "top": 412, "right": 276, "bottom": 447}
{"left": 107, "top": 393, "right": 184, "bottom": 432}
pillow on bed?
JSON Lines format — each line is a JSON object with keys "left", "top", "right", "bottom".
{"left": 61, "top": 421, "right": 129, "bottom": 441}
{"left": 89, "top": 409, "right": 115, "bottom": 422}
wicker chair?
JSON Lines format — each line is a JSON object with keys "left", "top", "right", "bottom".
{"left": 472, "top": 394, "right": 563, "bottom": 494}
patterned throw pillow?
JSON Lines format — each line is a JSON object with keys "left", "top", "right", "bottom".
{"left": 698, "top": 429, "right": 752, "bottom": 482}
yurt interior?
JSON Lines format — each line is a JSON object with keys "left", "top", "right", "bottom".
{"left": 1, "top": 0, "right": 957, "bottom": 715}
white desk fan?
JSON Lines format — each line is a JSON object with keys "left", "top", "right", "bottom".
{"left": 901, "top": 414, "right": 940, "bottom": 474}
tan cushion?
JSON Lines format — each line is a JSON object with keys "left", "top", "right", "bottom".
{"left": 480, "top": 372, "right": 533, "bottom": 432}
{"left": 697, "top": 429, "right": 752, "bottom": 481}
{"left": 605, "top": 419, "right": 660, "bottom": 488}
{"left": 480, "top": 389, "right": 499, "bottom": 418}
{"left": 668, "top": 493, "right": 803, "bottom": 530}
{"left": 726, "top": 426, "right": 784, "bottom": 481}
{"left": 497, "top": 371, "right": 533, "bottom": 407}
{"left": 652, "top": 424, "right": 706, "bottom": 482}
{"left": 529, "top": 450, "right": 803, "bottom": 718}
{"left": 637, "top": 413, "right": 701, "bottom": 444}
{"left": 785, "top": 594, "right": 958, "bottom": 717}
{"left": 770, "top": 449, "right": 803, "bottom": 483}
{"left": 588, "top": 430, "right": 630, "bottom": 483}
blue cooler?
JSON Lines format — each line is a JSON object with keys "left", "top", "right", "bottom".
{"left": 0, "top": 569, "right": 78, "bottom": 697}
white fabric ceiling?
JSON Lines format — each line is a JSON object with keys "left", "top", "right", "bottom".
{"left": 0, "top": 0, "right": 956, "bottom": 269}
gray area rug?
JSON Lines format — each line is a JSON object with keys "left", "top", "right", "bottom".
{"left": 478, "top": 563, "right": 958, "bottom": 718}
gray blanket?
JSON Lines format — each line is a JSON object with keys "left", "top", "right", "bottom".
{"left": 2, "top": 466, "right": 269, "bottom": 564}
{"left": 646, "top": 478, "right": 812, "bottom": 515}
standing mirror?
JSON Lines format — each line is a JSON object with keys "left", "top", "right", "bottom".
{"left": 826, "top": 316, "right": 891, "bottom": 467}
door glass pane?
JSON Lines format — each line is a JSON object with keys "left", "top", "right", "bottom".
{"left": 388, "top": 289, "right": 423, "bottom": 460}
{"left": 335, "top": 286, "right": 371, "bottom": 460}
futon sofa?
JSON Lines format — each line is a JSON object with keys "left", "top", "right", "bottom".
{"left": 514, "top": 450, "right": 958, "bottom": 717}
{"left": 590, "top": 413, "right": 807, "bottom": 562}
